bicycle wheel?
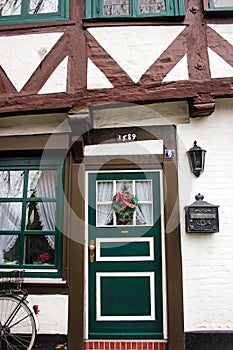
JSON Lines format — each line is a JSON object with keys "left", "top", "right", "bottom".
{"left": 0, "top": 295, "right": 36, "bottom": 350}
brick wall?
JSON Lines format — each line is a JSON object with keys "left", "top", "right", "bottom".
{"left": 84, "top": 341, "right": 167, "bottom": 350}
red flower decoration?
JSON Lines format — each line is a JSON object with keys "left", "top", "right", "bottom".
{"left": 112, "top": 191, "right": 138, "bottom": 218}
{"left": 39, "top": 252, "right": 50, "bottom": 263}
{"left": 115, "top": 191, "right": 137, "bottom": 211}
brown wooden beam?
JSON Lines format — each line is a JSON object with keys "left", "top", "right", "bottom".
{"left": 0, "top": 77, "right": 232, "bottom": 115}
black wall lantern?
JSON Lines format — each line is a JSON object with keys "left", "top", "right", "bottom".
{"left": 187, "top": 141, "right": 206, "bottom": 177}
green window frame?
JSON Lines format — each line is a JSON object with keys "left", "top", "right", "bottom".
{"left": 0, "top": 157, "right": 64, "bottom": 278}
{"left": 205, "top": 0, "right": 233, "bottom": 16}
{"left": 0, "top": 0, "right": 69, "bottom": 26}
{"left": 85, "top": 0, "right": 185, "bottom": 19}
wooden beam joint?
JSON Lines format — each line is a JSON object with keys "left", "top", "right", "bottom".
{"left": 189, "top": 93, "right": 215, "bottom": 117}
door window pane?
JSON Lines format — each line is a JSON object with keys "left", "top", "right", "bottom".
{"left": 135, "top": 180, "right": 152, "bottom": 201}
{"left": 97, "top": 205, "right": 113, "bottom": 226}
{"left": 116, "top": 181, "right": 133, "bottom": 193}
{"left": 96, "top": 179, "right": 153, "bottom": 226}
{"left": 97, "top": 181, "right": 113, "bottom": 202}
{"left": 104, "top": 0, "right": 129, "bottom": 15}
{"left": 136, "top": 204, "right": 153, "bottom": 225}
{"left": 139, "top": 0, "right": 166, "bottom": 13}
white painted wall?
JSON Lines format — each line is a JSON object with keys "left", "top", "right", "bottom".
{"left": 177, "top": 98, "right": 233, "bottom": 331}
{"left": 27, "top": 294, "right": 68, "bottom": 334}
{"left": 0, "top": 33, "right": 66, "bottom": 93}
{"left": 87, "top": 25, "right": 187, "bottom": 86}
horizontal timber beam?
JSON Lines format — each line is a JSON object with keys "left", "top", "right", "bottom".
{"left": 0, "top": 79, "right": 232, "bottom": 114}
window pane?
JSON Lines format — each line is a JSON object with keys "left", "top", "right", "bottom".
{"left": 116, "top": 181, "right": 133, "bottom": 193}
{"left": 135, "top": 180, "right": 152, "bottom": 201}
{"left": 116, "top": 214, "right": 133, "bottom": 225}
{"left": 104, "top": 0, "right": 129, "bottom": 15}
{"left": 97, "top": 204, "right": 113, "bottom": 225}
{"left": 97, "top": 181, "right": 113, "bottom": 202}
{"left": 0, "top": 0, "right": 22, "bottom": 16}
{"left": 25, "top": 234, "right": 54, "bottom": 264}
{"left": 140, "top": 0, "right": 166, "bottom": 13}
{"left": 0, "top": 170, "right": 24, "bottom": 198}
{"left": 0, "top": 235, "right": 19, "bottom": 264}
{"left": 213, "top": 0, "right": 233, "bottom": 7}
{"left": 29, "top": 0, "right": 59, "bottom": 14}
{"left": 27, "top": 169, "right": 57, "bottom": 198}
{"left": 0, "top": 203, "right": 22, "bottom": 230}
{"left": 136, "top": 204, "right": 153, "bottom": 225}
{"left": 26, "top": 201, "right": 56, "bottom": 231}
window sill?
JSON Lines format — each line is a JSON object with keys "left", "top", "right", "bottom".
{"left": 24, "top": 278, "right": 66, "bottom": 284}
{"left": 0, "top": 18, "right": 76, "bottom": 32}
{"left": 83, "top": 17, "right": 186, "bottom": 28}
{"left": 205, "top": 9, "right": 233, "bottom": 17}
{"left": 24, "top": 278, "right": 68, "bottom": 294}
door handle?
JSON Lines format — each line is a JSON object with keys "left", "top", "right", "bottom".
{"left": 89, "top": 240, "right": 95, "bottom": 263}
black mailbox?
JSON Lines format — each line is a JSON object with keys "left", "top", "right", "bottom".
{"left": 185, "top": 193, "right": 219, "bottom": 233}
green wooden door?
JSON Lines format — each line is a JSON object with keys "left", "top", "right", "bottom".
{"left": 88, "top": 171, "right": 163, "bottom": 339}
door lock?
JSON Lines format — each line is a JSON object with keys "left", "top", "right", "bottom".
{"left": 89, "top": 240, "right": 95, "bottom": 263}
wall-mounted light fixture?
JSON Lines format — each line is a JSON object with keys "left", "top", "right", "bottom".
{"left": 187, "top": 141, "right": 206, "bottom": 177}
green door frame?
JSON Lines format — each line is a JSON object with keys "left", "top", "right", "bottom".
{"left": 68, "top": 125, "right": 184, "bottom": 350}
{"left": 86, "top": 170, "right": 167, "bottom": 340}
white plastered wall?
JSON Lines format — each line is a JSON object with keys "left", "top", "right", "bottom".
{"left": 177, "top": 98, "right": 233, "bottom": 331}
{"left": 28, "top": 294, "right": 68, "bottom": 334}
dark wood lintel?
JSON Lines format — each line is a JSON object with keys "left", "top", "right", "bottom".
{"left": 0, "top": 79, "right": 232, "bottom": 114}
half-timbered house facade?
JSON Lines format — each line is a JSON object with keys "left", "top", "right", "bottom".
{"left": 0, "top": 1, "right": 233, "bottom": 349}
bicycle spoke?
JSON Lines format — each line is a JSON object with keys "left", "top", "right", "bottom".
{"left": 0, "top": 296, "right": 36, "bottom": 350}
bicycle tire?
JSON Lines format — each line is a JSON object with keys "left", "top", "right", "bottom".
{"left": 0, "top": 295, "right": 36, "bottom": 350}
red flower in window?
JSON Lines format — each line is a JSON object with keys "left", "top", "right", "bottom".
{"left": 39, "top": 252, "right": 50, "bottom": 263}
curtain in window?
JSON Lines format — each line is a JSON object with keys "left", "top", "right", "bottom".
{"left": 96, "top": 182, "right": 113, "bottom": 225}
{"left": 139, "top": 0, "right": 165, "bottom": 14}
{"left": 35, "top": 170, "right": 57, "bottom": 249}
{"left": 0, "top": 170, "right": 24, "bottom": 264}
{"left": 135, "top": 181, "right": 153, "bottom": 225}
{"left": 104, "top": 0, "right": 129, "bottom": 16}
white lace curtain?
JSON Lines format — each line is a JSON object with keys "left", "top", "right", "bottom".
{"left": 35, "top": 170, "right": 56, "bottom": 249}
{"left": 0, "top": 169, "right": 56, "bottom": 264}
{"left": 0, "top": 170, "right": 24, "bottom": 264}
{"left": 96, "top": 182, "right": 113, "bottom": 226}
{"left": 96, "top": 181, "right": 152, "bottom": 226}
{"left": 135, "top": 181, "right": 153, "bottom": 225}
